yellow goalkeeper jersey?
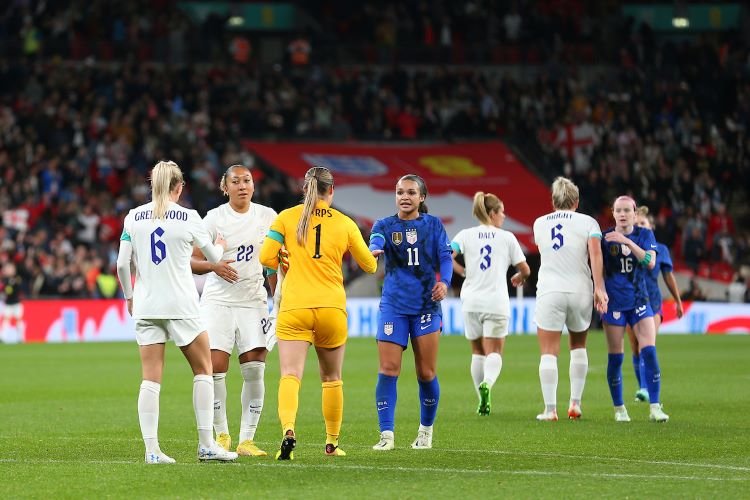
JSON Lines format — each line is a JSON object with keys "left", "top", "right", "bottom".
{"left": 260, "top": 200, "right": 377, "bottom": 312}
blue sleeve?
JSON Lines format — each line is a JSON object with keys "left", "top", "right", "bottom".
{"left": 369, "top": 219, "right": 386, "bottom": 252}
{"left": 643, "top": 229, "right": 657, "bottom": 253}
{"left": 436, "top": 221, "right": 453, "bottom": 286}
{"left": 659, "top": 244, "right": 674, "bottom": 273}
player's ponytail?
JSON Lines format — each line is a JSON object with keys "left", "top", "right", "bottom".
{"left": 297, "top": 166, "right": 334, "bottom": 246}
{"left": 472, "top": 191, "right": 502, "bottom": 225}
{"left": 399, "top": 174, "right": 429, "bottom": 213}
{"left": 151, "top": 160, "right": 184, "bottom": 220}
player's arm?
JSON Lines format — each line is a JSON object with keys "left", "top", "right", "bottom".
{"left": 588, "top": 233, "right": 608, "bottom": 314}
{"left": 510, "top": 260, "right": 531, "bottom": 287}
{"left": 349, "top": 221, "right": 378, "bottom": 273}
{"left": 450, "top": 241, "right": 465, "bottom": 278}
{"left": 260, "top": 227, "right": 283, "bottom": 270}
{"left": 191, "top": 246, "right": 238, "bottom": 283}
{"left": 663, "top": 271, "right": 684, "bottom": 318}
{"left": 116, "top": 224, "right": 134, "bottom": 314}
{"left": 369, "top": 219, "right": 386, "bottom": 257}
{"left": 431, "top": 224, "right": 453, "bottom": 301}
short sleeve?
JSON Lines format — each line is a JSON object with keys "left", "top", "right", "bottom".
{"left": 588, "top": 217, "right": 602, "bottom": 239}
{"left": 189, "top": 210, "right": 213, "bottom": 248}
{"left": 451, "top": 229, "right": 466, "bottom": 254}
{"left": 509, "top": 233, "right": 526, "bottom": 265}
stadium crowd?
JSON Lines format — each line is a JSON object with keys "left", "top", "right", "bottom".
{"left": 0, "top": 0, "right": 749, "bottom": 300}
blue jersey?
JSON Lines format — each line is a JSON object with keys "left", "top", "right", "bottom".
{"left": 645, "top": 242, "right": 673, "bottom": 311}
{"left": 370, "top": 213, "right": 453, "bottom": 316}
{"left": 601, "top": 226, "right": 657, "bottom": 311}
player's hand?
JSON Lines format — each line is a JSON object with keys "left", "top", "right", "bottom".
{"left": 371, "top": 249, "right": 384, "bottom": 258}
{"left": 214, "top": 232, "right": 227, "bottom": 250}
{"left": 213, "top": 259, "right": 238, "bottom": 283}
{"left": 431, "top": 281, "right": 448, "bottom": 301}
{"left": 126, "top": 298, "right": 133, "bottom": 316}
{"left": 279, "top": 247, "right": 290, "bottom": 274}
{"left": 604, "top": 231, "right": 628, "bottom": 244}
{"left": 510, "top": 272, "right": 526, "bottom": 288}
{"left": 594, "top": 288, "right": 609, "bottom": 314}
{"left": 675, "top": 302, "right": 684, "bottom": 319}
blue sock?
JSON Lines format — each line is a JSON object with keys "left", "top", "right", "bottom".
{"left": 607, "top": 353, "right": 624, "bottom": 406}
{"left": 640, "top": 346, "right": 661, "bottom": 404}
{"left": 631, "top": 354, "right": 641, "bottom": 387}
{"left": 418, "top": 377, "right": 440, "bottom": 426}
{"left": 375, "top": 373, "right": 398, "bottom": 432}
{"left": 638, "top": 355, "right": 648, "bottom": 390}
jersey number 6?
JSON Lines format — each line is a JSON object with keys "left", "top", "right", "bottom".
{"left": 150, "top": 227, "right": 166, "bottom": 265}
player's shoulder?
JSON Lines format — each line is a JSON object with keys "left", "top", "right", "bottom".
{"left": 254, "top": 203, "right": 278, "bottom": 218}
{"left": 602, "top": 226, "right": 615, "bottom": 236}
{"left": 374, "top": 214, "right": 398, "bottom": 227}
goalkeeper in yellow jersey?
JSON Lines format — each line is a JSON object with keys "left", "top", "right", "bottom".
{"left": 260, "top": 166, "right": 377, "bottom": 459}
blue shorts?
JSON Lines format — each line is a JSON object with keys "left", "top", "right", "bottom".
{"left": 601, "top": 303, "right": 654, "bottom": 328}
{"left": 649, "top": 296, "right": 663, "bottom": 318}
{"left": 377, "top": 312, "right": 442, "bottom": 348}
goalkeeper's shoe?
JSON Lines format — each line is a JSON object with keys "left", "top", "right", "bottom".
{"left": 614, "top": 407, "right": 631, "bottom": 422}
{"left": 567, "top": 403, "right": 582, "bottom": 420}
{"left": 411, "top": 427, "right": 433, "bottom": 449}
{"left": 198, "top": 442, "right": 238, "bottom": 462}
{"left": 372, "top": 431, "right": 394, "bottom": 451}
{"left": 477, "top": 382, "right": 491, "bottom": 416}
{"left": 649, "top": 404, "right": 670, "bottom": 423}
{"left": 325, "top": 443, "right": 346, "bottom": 456}
{"left": 275, "top": 429, "right": 296, "bottom": 460}
{"left": 145, "top": 450, "right": 176, "bottom": 464}
{"left": 236, "top": 439, "right": 267, "bottom": 457}
{"left": 634, "top": 388, "right": 650, "bottom": 403}
{"left": 215, "top": 432, "right": 231, "bottom": 451}
{"left": 536, "top": 409, "right": 558, "bottom": 421}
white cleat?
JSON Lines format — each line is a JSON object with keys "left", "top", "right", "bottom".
{"left": 411, "top": 429, "right": 433, "bottom": 449}
{"left": 198, "top": 442, "right": 239, "bottom": 462}
{"left": 536, "top": 409, "right": 559, "bottom": 421}
{"left": 372, "top": 430, "right": 395, "bottom": 451}
{"left": 649, "top": 404, "right": 670, "bottom": 423}
{"left": 145, "top": 450, "right": 176, "bottom": 464}
{"left": 614, "top": 407, "right": 631, "bottom": 422}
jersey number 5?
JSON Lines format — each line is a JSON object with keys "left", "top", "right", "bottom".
{"left": 151, "top": 227, "right": 166, "bottom": 265}
{"left": 551, "top": 224, "right": 564, "bottom": 251}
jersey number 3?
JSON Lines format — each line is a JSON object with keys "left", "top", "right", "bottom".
{"left": 479, "top": 244, "right": 492, "bottom": 270}
{"left": 551, "top": 224, "right": 564, "bottom": 251}
{"left": 151, "top": 227, "right": 167, "bottom": 265}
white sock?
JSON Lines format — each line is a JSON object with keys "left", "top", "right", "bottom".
{"left": 418, "top": 424, "right": 433, "bottom": 435}
{"left": 239, "top": 361, "right": 265, "bottom": 442}
{"left": 470, "top": 354, "right": 485, "bottom": 398}
{"left": 569, "top": 348, "right": 588, "bottom": 406}
{"left": 212, "top": 373, "right": 229, "bottom": 435}
{"left": 138, "top": 380, "right": 160, "bottom": 453}
{"left": 482, "top": 353, "right": 503, "bottom": 388}
{"left": 193, "top": 374, "right": 214, "bottom": 448}
{"left": 539, "top": 354, "right": 558, "bottom": 412}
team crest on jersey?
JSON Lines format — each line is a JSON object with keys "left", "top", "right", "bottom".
{"left": 384, "top": 322, "right": 394, "bottom": 335}
{"left": 621, "top": 244, "right": 631, "bottom": 256}
{"left": 609, "top": 245, "right": 619, "bottom": 256}
{"left": 391, "top": 232, "right": 403, "bottom": 246}
{"left": 406, "top": 228, "right": 418, "bottom": 245}
{"left": 613, "top": 311, "right": 621, "bottom": 320}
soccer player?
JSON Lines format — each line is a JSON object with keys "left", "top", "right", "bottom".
{"left": 533, "top": 177, "right": 608, "bottom": 421}
{"left": 0, "top": 262, "right": 24, "bottom": 343}
{"left": 190, "top": 165, "right": 277, "bottom": 457}
{"left": 627, "top": 206, "right": 683, "bottom": 403}
{"left": 370, "top": 174, "right": 453, "bottom": 450}
{"left": 259, "top": 166, "right": 377, "bottom": 460}
{"left": 451, "top": 192, "right": 530, "bottom": 416}
{"left": 601, "top": 195, "right": 669, "bottom": 423}
{"left": 116, "top": 160, "right": 238, "bottom": 463}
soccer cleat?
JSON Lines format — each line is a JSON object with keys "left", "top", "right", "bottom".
{"left": 649, "top": 404, "right": 670, "bottom": 423}
{"left": 614, "top": 408, "right": 631, "bottom": 422}
{"left": 372, "top": 431, "right": 395, "bottom": 451}
{"left": 145, "top": 450, "right": 176, "bottom": 464}
{"left": 635, "top": 389, "right": 650, "bottom": 403}
{"left": 567, "top": 403, "right": 582, "bottom": 420}
{"left": 198, "top": 442, "right": 239, "bottom": 462}
{"left": 215, "top": 432, "right": 232, "bottom": 451}
{"left": 275, "top": 429, "right": 296, "bottom": 460}
{"left": 236, "top": 439, "right": 267, "bottom": 457}
{"left": 411, "top": 430, "right": 433, "bottom": 449}
{"left": 325, "top": 443, "right": 347, "bottom": 456}
{"left": 477, "top": 382, "right": 491, "bottom": 416}
{"left": 536, "top": 409, "right": 558, "bottom": 421}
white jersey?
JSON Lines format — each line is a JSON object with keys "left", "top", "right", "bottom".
{"left": 200, "top": 203, "right": 277, "bottom": 308}
{"left": 533, "top": 210, "right": 601, "bottom": 297}
{"left": 122, "top": 201, "right": 215, "bottom": 319}
{"left": 452, "top": 225, "right": 526, "bottom": 316}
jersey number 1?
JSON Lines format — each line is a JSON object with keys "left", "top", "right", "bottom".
{"left": 312, "top": 224, "right": 322, "bottom": 259}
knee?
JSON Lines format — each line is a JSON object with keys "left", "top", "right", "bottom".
{"left": 379, "top": 361, "right": 400, "bottom": 377}
{"left": 416, "top": 367, "right": 436, "bottom": 381}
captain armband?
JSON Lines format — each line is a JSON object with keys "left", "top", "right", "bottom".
{"left": 639, "top": 252, "right": 652, "bottom": 266}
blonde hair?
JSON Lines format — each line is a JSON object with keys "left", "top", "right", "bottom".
{"left": 150, "top": 160, "right": 184, "bottom": 219}
{"left": 551, "top": 176, "right": 579, "bottom": 210}
{"left": 472, "top": 191, "right": 503, "bottom": 225}
{"left": 297, "top": 166, "right": 334, "bottom": 245}
{"left": 220, "top": 164, "right": 252, "bottom": 195}
{"left": 636, "top": 205, "right": 655, "bottom": 228}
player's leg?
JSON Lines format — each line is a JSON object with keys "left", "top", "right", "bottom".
{"left": 464, "top": 312, "right": 485, "bottom": 402}
{"left": 137, "top": 321, "right": 172, "bottom": 464}
{"left": 567, "top": 293, "right": 591, "bottom": 419}
{"left": 633, "top": 311, "right": 668, "bottom": 422}
{"left": 534, "top": 293, "right": 565, "bottom": 421}
{"left": 411, "top": 313, "right": 442, "bottom": 449}
{"left": 202, "top": 303, "right": 234, "bottom": 450}
{"left": 477, "top": 314, "right": 507, "bottom": 416}
{"left": 603, "top": 315, "right": 629, "bottom": 422}
{"left": 373, "top": 314, "right": 407, "bottom": 450}
{"left": 314, "top": 308, "right": 348, "bottom": 456}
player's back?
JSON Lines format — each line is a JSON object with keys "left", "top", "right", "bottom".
{"left": 274, "top": 202, "right": 367, "bottom": 311}
{"left": 534, "top": 210, "right": 600, "bottom": 296}
{"left": 125, "top": 201, "right": 203, "bottom": 319}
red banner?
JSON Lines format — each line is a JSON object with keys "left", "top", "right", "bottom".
{"left": 245, "top": 141, "right": 551, "bottom": 250}
{"left": 21, "top": 299, "right": 134, "bottom": 343}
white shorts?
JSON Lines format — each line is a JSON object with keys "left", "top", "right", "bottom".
{"left": 201, "top": 303, "right": 270, "bottom": 355}
{"left": 2, "top": 303, "right": 23, "bottom": 319}
{"left": 135, "top": 318, "right": 204, "bottom": 347}
{"left": 535, "top": 292, "right": 593, "bottom": 332}
{"left": 463, "top": 311, "right": 509, "bottom": 340}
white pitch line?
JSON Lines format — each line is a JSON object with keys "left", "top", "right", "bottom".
{"left": 0, "top": 458, "right": 746, "bottom": 482}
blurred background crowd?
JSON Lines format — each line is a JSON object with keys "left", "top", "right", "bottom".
{"left": 0, "top": 0, "right": 749, "bottom": 301}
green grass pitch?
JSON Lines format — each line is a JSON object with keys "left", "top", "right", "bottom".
{"left": 1, "top": 333, "right": 748, "bottom": 498}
